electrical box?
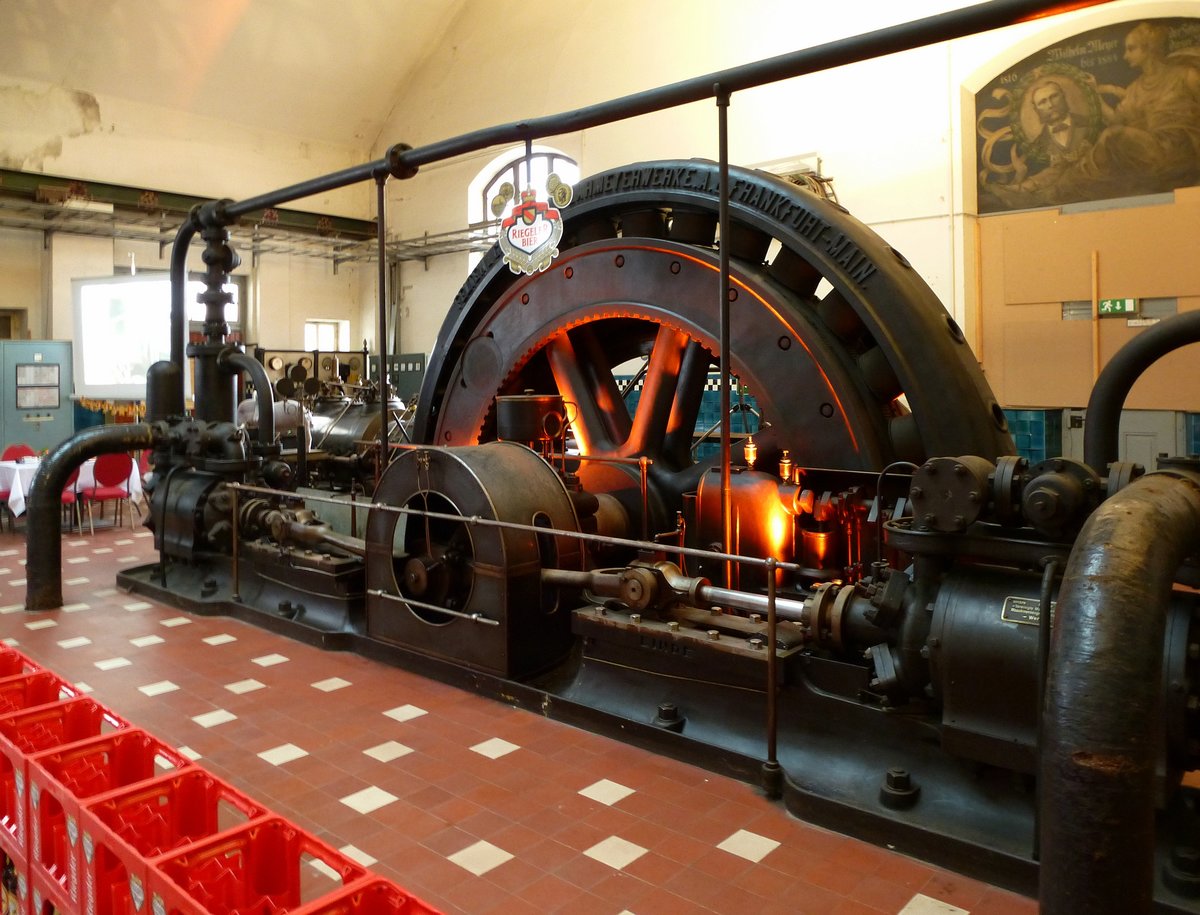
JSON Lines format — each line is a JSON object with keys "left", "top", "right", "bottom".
{"left": 0, "top": 341, "right": 74, "bottom": 452}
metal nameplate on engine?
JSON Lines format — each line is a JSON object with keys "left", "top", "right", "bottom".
{"left": 1001, "top": 595, "right": 1054, "bottom": 626}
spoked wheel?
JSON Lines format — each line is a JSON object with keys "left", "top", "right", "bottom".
{"left": 414, "top": 160, "right": 1012, "bottom": 522}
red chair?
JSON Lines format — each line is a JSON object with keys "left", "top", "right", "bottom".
{"left": 78, "top": 453, "right": 135, "bottom": 534}
{"left": 1, "top": 444, "right": 36, "bottom": 462}
{"left": 0, "top": 444, "right": 37, "bottom": 532}
{"left": 60, "top": 467, "right": 81, "bottom": 534}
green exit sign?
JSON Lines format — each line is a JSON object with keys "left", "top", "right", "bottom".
{"left": 1099, "top": 297, "right": 1138, "bottom": 316}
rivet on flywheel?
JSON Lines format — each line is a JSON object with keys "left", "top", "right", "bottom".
{"left": 521, "top": 293, "right": 530, "bottom": 304}
{"left": 778, "top": 336, "right": 792, "bottom": 350}
{"left": 670, "top": 261, "right": 681, "bottom": 274}
{"left": 615, "top": 255, "right": 625, "bottom": 267}
{"left": 564, "top": 267, "right": 573, "bottom": 279}
{"left": 727, "top": 288, "right": 738, "bottom": 301}
{"left": 820, "top": 402, "right": 835, "bottom": 418}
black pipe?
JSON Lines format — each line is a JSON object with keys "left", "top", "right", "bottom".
{"left": 1083, "top": 311, "right": 1200, "bottom": 473}
{"left": 375, "top": 174, "right": 390, "bottom": 475}
{"left": 1039, "top": 470, "right": 1200, "bottom": 915}
{"left": 25, "top": 423, "right": 162, "bottom": 611}
{"left": 218, "top": 348, "right": 276, "bottom": 448}
{"left": 209, "top": 1, "right": 1107, "bottom": 223}
{"left": 168, "top": 210, "right": 200, "bottom": 415}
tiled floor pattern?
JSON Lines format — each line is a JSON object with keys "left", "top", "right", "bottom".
{"left": 0, "top": 524, "right": 1038, "bottom": 914}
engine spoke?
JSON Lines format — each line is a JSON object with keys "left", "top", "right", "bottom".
{"left": 545, "top": 327, "right": 631, "bottom": 454}
{"left": 661, "top": 341, "right": 712, "bottom": 468}
{"left": 624, "top": 326, "right": 691, "bottom": 458}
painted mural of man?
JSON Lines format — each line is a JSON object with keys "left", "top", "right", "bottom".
{"left": 1028, "top": 80, "right": 1092, "bottom": 163}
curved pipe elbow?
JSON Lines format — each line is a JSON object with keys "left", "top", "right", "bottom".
{"left": 1039, "top": 470, "right": 1200, "bottom": 914}
{"left": 219, "top": 347, "right": 276, "bottom": 447}
{"left": 25, "top": 423, "right": 164, "bottom": 611}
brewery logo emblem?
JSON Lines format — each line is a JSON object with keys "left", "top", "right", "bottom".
{"left": 495, "top": 173, "right": 572, "bottom": 276}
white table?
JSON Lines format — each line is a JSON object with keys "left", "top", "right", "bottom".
{"left": 0, "top": 459, "right": 41, "bottom": 517}
{"left": 0, "top": 456, "right": 143, "bottom": 518}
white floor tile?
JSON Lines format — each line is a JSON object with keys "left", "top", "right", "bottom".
{"left": 339, "top": 844, "right": 377, "bottom": 867}
{"left": 363, "top": 741, "right": 413, "bottom": 763}
{"left": 130, "top": 635, "right": 165, "bottom": 648}
{"left": 203, "top": 634, "right": 237, "bottom": 646}
{"left": 8, "top": 579, "right": 26, "bottom": 587}
{"left": 65, "top": 557, "right": 89, "bottom": 564}
{"left": 448, "top": 839, "right": 513, "bottom": 876}
{"left": 258, "top": 743, "right": 308, "bottom": 766}
{"left": 192, "top": 709, "right": 237, "bottom": 728}
{"left": 898, "top": 895, "right": 970, "bottom": 915}
{"left": 251, "top": 653, "right": 289, "bottom": 667}
{"left": 177, "top": 746, "right": 202, "bottom": 761}
{"left": 62, "top": 603, "right": 90, "bottom": 613}
{"left": 225, "top": 679, "right": 265, "bottom": 695}
{"left": 717, "top": 828, "right": 779, "bottom": 863}
{"left": 92, "top": 547, "right": 113, "bottom": 555}
{"left": 93, "top": 589, "right": 117, "bottom": 597}
{"left": 470, "top": 737, "right": 519, "bottom": 759}
{"left": 57, "top": 636, "right": 92, "bottom": 649}
{"left": 124, "top": 601, "right": 152, "bottom": 612}
{"left": 139, "top": 680, "right": 179, "bottom": 697}
{"left": 311, "top": 677, "right": 351, "bottom": 692}
{"left": 1, "top": 639, "right": 18, "bottom": 648}
{"left": 382, "top": 704, "right": 426, "bottom": 723}
{"left": 64, "top": 578, "right": 89, "bottom": 586}
{"left": 0, "top": 604, "right": 21, "bottom": 615}
{"left": 159, "top": 617, "right": 192, "bottom": 627}
{"left": 339, "top": 786, "right": 398, "bottom": 814}
{"left": 579, "top": 779, "right": 635, "bottom": 806}
{"left": 94, "top": 657, "right": 132, "bottom": 671}
{"left": 24, "top": 619, "right": 57, "bottom": 631}
{"left": 583, "top": 836, "right": 647, "bottom": 870}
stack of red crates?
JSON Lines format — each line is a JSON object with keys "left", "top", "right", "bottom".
{"left": 0, "top": 643, "right": 440, "bottom": 915}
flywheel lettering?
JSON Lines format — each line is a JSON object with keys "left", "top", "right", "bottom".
{"left": 824, "top": 232, "right": 877, "bottom": 285}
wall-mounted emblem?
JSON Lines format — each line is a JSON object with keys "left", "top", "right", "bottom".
{"left": 493, "top": 173, "right": 572, "bottom": 275}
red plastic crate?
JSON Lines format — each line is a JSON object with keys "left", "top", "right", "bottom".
{"left": 292, "top": 878, "right": 444, "bottom": 915}
{"left": 1, "top": 843, "right": 30, "bottom": 915}
{"left": 81, "top": 768, "right": 269, "bottom": 915}
{"left": 0, "top": 646, "right": 39, "bottom": 682}
{"left": 0, "top": 671, "right": 74, "bottom": 717}
{"left": 0, "top": 697, "right": 129, "bottom": 856}
{"left": 151, "top": 817, "right": 367, "bottom": 915}
{"left": 29, "top": 729, "right": 193, "bottom": 907}
{"left": 29, "top": 854, "right": 71, "bottom": 915}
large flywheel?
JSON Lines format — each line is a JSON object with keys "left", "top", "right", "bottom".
{"left": 414, "top": 160, "right": 1013, "bottom": 519}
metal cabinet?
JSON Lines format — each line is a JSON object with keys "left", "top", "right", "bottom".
{"left": 0, "top": 341, "right": 74, "bottom": 452}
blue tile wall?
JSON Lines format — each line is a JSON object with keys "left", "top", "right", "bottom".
{"left": 1003, "top": 408, "right": 1063, "bottom": 465}
{"left": 618, "top": 375, "right": 759, "bottom": 462}
{"left": 1188, "top": 414, "right": 1200, "bottom": 456}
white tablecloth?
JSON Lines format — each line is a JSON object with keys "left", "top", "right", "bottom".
{"left": 0, "top": 460, "right": 41, "bottom": 517}
{"left": 0, "top": 456, "right": 143, "bottom": 517}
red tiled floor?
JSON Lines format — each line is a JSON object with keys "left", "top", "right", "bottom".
{"left": 0, "top": 523, "right": 1040, "bottom": 914}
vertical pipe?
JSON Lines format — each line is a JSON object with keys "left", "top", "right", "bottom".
{"left": 715, "top": 84, "right": 732, "bottom": 584}
{"left": 376, "top": 175, "right": 390, "bottom": 476}
{"left": 230, "top": 483, "right": 240, "bottom": 602}
{"left": 763, "top": 556, "right": 782, "bottom": 797}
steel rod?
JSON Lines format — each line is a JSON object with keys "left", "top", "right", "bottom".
{"left": 376, "top": 175, "right": 391, "bottom": 478}
{"left": 367, "top": 588, "right": 500, "bottom": 626}
{"left": 716, "top": 84, "right": 733, "bottom": 588}
{"left": 225, "top": 482, "right": 804, "bottom": 573}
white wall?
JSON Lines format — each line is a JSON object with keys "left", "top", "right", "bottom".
{"left": 0, "top": 71, "right": 374, "bottom": 368}
{"left": 371, "top": 0, "right": 1200, "bottom": 358}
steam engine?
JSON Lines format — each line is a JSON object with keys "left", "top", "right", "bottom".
{"left": 26, "top": 160, "right": 1200, "bottom": 913}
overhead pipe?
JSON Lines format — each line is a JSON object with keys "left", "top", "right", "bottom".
{"left": 25, "top": 423, "right": 163, "bottom": 611}
{"left": 189, "top": 1, "right": 1111, "bottom": 228}
{"left": 1083, "top": 310, "right": 1200, "bottom": 472}
{"left": 1039, "top": 470, "right": 1200, "bottom": 915}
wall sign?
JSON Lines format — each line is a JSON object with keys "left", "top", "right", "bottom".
{"left": 494, "top": 173, "right": 572, "bottom": 275}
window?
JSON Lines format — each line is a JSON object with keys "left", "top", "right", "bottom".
{"left": 304, "top": 319, "right": 349, "bottom": 351}
{"left": 467, "top": 146, "right": 580, "bottom": 269}
{"left": 71, "top": 273, "right": 242, "bottom": 401}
